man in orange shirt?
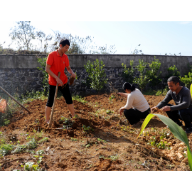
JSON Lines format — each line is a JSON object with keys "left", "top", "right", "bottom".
{"left": 45, "top": 39, "right": 76, "bottom": 123}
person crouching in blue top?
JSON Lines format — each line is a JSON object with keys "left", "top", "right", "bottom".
{"left": 118, "top": 82, "right": 150, "bottom": 128}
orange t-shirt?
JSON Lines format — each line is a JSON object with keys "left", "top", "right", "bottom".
{"left": 46, "top": 50, "right": 69, "bottom": 86}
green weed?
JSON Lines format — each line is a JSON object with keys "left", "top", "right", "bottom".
{"left": 0, "top": 144, "right": 14, "bottom": 156}
{"left": 72, "top": 95, "right": 87, "bottom": 103}
{"left": 109, "top": 95, "right": 115, "bottom": 101}
{"left": 82, "top": 125, "right": 94, "bottom": 132}
{"left": 23, "top": 162, "right": 40, "bottom": 171}
{"left": 106, "top": 110, "right": 114, "bottom": 114}
{"left": 4, "top": 119, "right": 10, "bottom": 126}
{"left": 38, "top": 137, "right": 49, "bottom": 144}
{"left": 97, "top": 138, "right": 107, "bottom": 143}
{"left": 71, "top": 137, "right": 78, "bottom": 141}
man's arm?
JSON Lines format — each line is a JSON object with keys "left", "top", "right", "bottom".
{"left": 151, "top": 91, "right": 172, "bottom": 112}
{"left": 170, "top": 90, "right": 191, "bottom": 111}
{"left": 66, "top": 66, "right": 76, "bottom": 78}
{"left": 156, "top": 90, "right": 172, "bottom": 109}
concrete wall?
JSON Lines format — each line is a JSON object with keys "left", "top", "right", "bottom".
{"left": 0, "top": 54, "right": 192, "bottom": 97}
{"left": 69, "top": 54, "right": 192, "bottom": 74}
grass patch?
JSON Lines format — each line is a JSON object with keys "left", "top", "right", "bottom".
{"left": 72, "top": 95, "right": 87, "bottom": 104}
{"left": 0, "top": 133, "right": 48, "bottom": 156}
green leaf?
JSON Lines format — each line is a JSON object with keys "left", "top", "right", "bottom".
{"left": 138, "top": 113, "right": 192, "bottom": 171}
{"left": 190, "top": 84, "right": 192, "bottom": 97}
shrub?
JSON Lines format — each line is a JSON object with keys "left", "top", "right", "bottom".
{"left": 37, "top": 57, "right": 48, "bottom": 94}
{"left": 133, "top": 59, "right": 148, "bottom": 91}
{"left": 146, "top": 57, "right": 162, "bottom": 88}
{"left": 167, "top": 65, "right": 180, "bottom": 78}
{"left": 122, "top": 57, "right": 162, "bottom": 91}
{"left": 84, "top": 59, "right": 108, "bottom": 91}
{"left": 180, "top": 72, "right": 192, "bottom": 89}
{"left": 121, "top": 60, "right": 135, "bottom": 83}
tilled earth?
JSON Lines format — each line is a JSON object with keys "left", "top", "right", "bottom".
{"left": 0, "top": 93, "right": 192, "bottom": 171}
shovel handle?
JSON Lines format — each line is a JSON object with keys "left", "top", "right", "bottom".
{"left": 0, "top": 86, "right": 31, "bottom": 114}
{"left": 48, "top": 72, "right": 61, "bottom": 128}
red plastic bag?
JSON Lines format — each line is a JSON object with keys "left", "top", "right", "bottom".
{"left": 0, "top": 99, "right": 7, "bottom": 113}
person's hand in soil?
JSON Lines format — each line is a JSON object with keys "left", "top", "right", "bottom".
{"left": 151, "top": 106, "right": 158, "bottom": 113}
{"left": 119, "top": 108, "right": 124, "bottom": 115}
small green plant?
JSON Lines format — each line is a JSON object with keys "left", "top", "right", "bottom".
{"left": 106, "top": 110, "right": 114, "bottom": 114}
{"left": 85, "top": 144, "right": 91, "bottom": 148}
{"left": 12, "top": 138, "right": 39, "bottom": 154}
{"left": 24, "top": 162, "right": 40, "bottom": 171}
{"left": 82, "top": 125, "right": 94, "bottom": 132}
{"left": 34, "top": 150, "right": 44, "bottom": 164}
{"left": 38, "top": 137, "right": 49, "bottom": 144}
{"left": 4, "top": 119, "right": 10, "bottom": 125}
{"left": 156, "top": 141, "right": 170, "bottom": 149}
{"left": 12, "top": 145, "right": 26, "bottom": 154}
{"left": 97, "top": 138, "right": 107, "bottom": 143}
{"left": 148, "top": 136, "right": 156, "bottom": 146}
{"left": 71, "top": 137, "right": 78, "bottom": 141}
{"left": 72, "top": 95, "right": 87, "bottom": 103}
{"left": 0, "top": 144, "right": 14, "bottom": 156}
{"left": 26, "top": 138, "right": 38, "bottom": 149}
{"left": 84, "top": 59, "right": 108, "bottom": 91}
{"left": 109, "top": 95, "right": 115, "bottom": 101}
{"left": 109, "top": 155, "right": 118, "bottom": 161}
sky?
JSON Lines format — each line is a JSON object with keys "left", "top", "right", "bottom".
{"left": 1, "top": 21, "right": 191, "bottom": 56}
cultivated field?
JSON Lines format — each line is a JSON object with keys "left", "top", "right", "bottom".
{"left": 0, "top": 93, "right": 191, "bottom": 171}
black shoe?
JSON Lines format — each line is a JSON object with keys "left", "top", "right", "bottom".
{"left": 185, "top": 127, "right": 192, "bottom": 134}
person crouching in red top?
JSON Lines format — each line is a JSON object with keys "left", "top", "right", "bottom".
{"left": 45, "top": 39, "right": 76, "bottom": 124}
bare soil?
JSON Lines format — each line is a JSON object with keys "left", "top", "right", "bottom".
{"left": 1, "top": 93, "right": 192, "bottom": 171}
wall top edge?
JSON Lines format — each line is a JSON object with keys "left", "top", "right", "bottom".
{"left": 0, "top": 54, "right": 192, "bottom": 57}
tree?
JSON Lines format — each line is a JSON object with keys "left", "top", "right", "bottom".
{"left": 50, "top": 31, "right": 94, "bottom": 54}
{"left": 50, "top": 31, "right": 117, "bottom": 54}
{"left": 9, "top": 21, "right": 37, "bottom": 50}
{"left": 97, "top": 44, "right": 117, "bottom": 54}
{"left": 35, "top": 31, "right": 46, "bottom": 52}
{"left": 67, "top": 42, "right": 84, "bottom": 54}
{"left": 131, "top": 44, "right": 143, "bottom": 54}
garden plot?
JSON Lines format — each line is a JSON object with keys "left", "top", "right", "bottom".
{"left": 0, "top": 93, "right": 192, "bottom": 171}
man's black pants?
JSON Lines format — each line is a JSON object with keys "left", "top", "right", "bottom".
{"left": 124, "top": 108, "right": 150, "bottom": 125}
{"left": 166, "top": 104, "right": 192, "bottom": 127}
{"left": 46, "top": 84, "right": 73, "bottom": 107}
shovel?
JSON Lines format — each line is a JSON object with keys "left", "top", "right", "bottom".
{"left": 48, "top": 72, "right": 60, "bottom": 128}
{"left": 0, "top": 85, "right": 31, "bottom": 114}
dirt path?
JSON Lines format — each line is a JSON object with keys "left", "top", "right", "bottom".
{"left": 0, "top": 93, "right": 191, "bottom": 171}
